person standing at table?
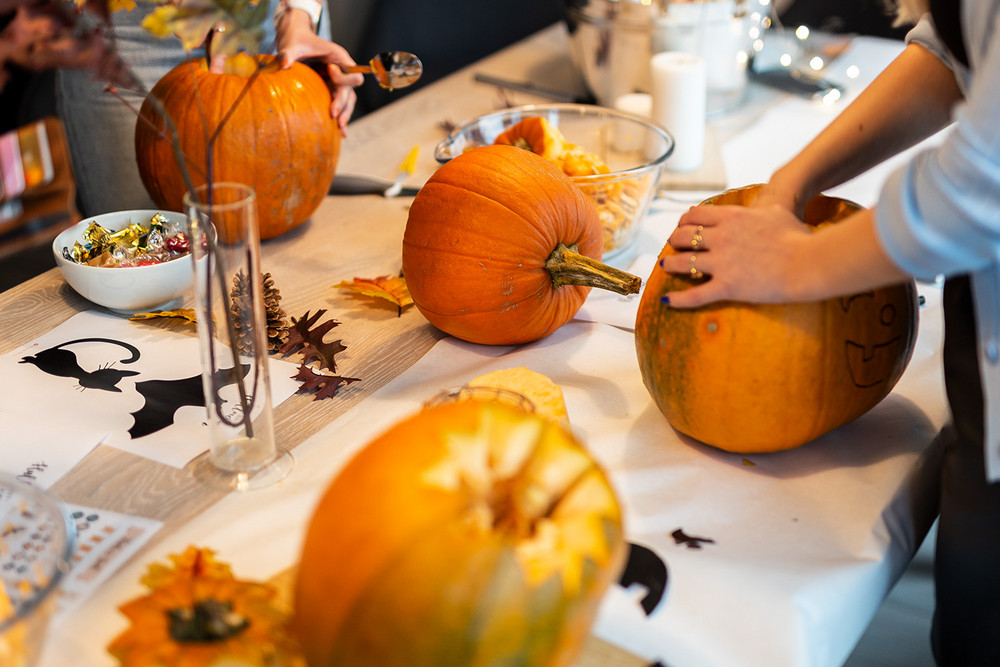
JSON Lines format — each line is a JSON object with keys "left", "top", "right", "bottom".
{"left": 658, "top": 0, "right": 1000, "bottom": 663}
{"left": 56, "top": 0, "right": 363, "bottom": 217}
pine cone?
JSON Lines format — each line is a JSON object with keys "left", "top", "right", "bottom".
{"left": 261, "top": 272, "right": 289, "bottom": 353}
{"left": 228, "top": 272, "right": 289, "bottom": 355}
{"left": 229, "top": 271, "right": 256, "bottom": 356}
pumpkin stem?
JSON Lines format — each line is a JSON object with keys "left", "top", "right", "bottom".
{"left": 545, "top": 243, "right": 641, "bottom": 295}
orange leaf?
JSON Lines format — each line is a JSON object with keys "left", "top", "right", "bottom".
{"left": 129, "top": 309, "right": 197, "bottom": 323}
{"left": 335, "top": 275, "right": 413, "bottom": 315}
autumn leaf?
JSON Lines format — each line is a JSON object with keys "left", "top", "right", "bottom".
{"left": 335, "top": 274, "right": 413, "bottom": 316}
{"left": 129, "top": 309, "right": 197, "bottom": 323}
{"left": 292, "top": 365, "right": 360, "bottom": 401}
{"left": 142, "top": 0, "right": 267, "bottom": 54}
{"left": 280, "top": 310, "right": 346, "bottom": 372}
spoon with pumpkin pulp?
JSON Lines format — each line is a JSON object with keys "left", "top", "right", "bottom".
{"left": 341, "top": 51, "right": 423, "bottom": 90}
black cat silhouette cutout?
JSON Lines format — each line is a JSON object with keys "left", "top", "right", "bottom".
{"left": 19, "top": 335, "right": 251, "bottom": 440}
{"left": 19, "top": 338, "right": 140, "bottom": 392}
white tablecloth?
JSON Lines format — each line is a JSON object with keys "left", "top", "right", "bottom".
{"left": 43, "top": 34, "right": 954, "bottom": 667}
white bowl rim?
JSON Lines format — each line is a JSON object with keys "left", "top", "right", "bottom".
{"left": 434, "top": 102, "right": 675, "bottom": 179}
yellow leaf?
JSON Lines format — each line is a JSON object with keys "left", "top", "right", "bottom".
{"left": 335, "top": 275, "right": 413, "bottom": 314}
{"left": 109, "top": 0, "right": 137, "bottom": 12}
{"left": 129, "top": 308, "right": 197, "bottom": 323}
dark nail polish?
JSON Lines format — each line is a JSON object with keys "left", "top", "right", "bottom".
{"left": 660, "top": 295, "right": 671, "bottom": 305}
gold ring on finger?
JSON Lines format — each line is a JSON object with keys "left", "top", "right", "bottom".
{"left": 689, "top": 253, "right": 703, "bottom": 280}
{"left": 690, "top": 225, "right": 704, "bottom": 250}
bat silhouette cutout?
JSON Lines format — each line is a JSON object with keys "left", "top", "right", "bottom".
{"left": 19, "top": 337, "right": 140, "bottom": 392}
{"left": 671, "top": 528, "right": 716, "bottom": 550}
{"left": 129, "top": 363, "right": 250, "bottom": 439}
{"left": 618, "top": 542, "right": 669, "bottom": 616}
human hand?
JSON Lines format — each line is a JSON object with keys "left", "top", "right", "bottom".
{"left": 749, "top": 182, "right": 802, "bottom": 215}
{"left": 658, "top": 203, "right": 815, "bottom": 308}
{"left": 274, "top": 9, "right": 363, "bottom": 133}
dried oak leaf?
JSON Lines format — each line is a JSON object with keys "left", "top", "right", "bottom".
{"left": 292, "top": 365, "right": 361, "bottom": 401}
{"left": 334, "top": 274, "right": 413, "bottom": 316}
{"left": 280, "top": 309, "right": 346, "bottom": 372}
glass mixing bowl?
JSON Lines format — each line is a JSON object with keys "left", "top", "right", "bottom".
{"left": 435, "top": 103, "right": 674, "bottom": 259}
{"left": 0, "top": 474, "right": 76, "bottom": 667}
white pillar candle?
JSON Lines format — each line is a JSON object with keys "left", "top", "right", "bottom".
{"left": 650, "top": 51, "right": 706, "bottom": 172}
{"left": 613, "top": 93, "right": 653, "bottom": 152}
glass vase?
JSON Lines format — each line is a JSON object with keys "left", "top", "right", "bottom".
{"left": 184, "top": 182, "right": 292, "bottom": 491}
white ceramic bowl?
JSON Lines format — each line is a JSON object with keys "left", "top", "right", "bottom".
{"left": 52, "top": 210, "right": 193, "bottom": 313}
{"left": 435, "top": 104, "right": 673, "bottom": 259}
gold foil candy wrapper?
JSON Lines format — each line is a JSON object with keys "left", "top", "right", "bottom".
{"left": 107, "top": 222, "right": 146, "bottom": 250}
{"left": 62, "top": 213, "right": 186, "bottom": 266}
{"left": 83, "top": 221, "right": 110, "bottom": 247}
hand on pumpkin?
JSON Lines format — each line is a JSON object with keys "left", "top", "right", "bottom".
{"left": 660, "top": 203, "right": 818, "bottom": 308}
{"left": 661, "top": 204, "right": 910, "bottom": 309}
{"left": 274, "top": 8, "right": 362, "bottom": 133}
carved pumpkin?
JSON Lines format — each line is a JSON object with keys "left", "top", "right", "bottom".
{"left": 402, "top": 144, "right": 640, "bottom": 345}
{"left": 635, "top": 185, "right": 919, "bottom": 453}
{"left": 134, "top": 53, "right": 339, "bottom": 240}
{"left": 294, "top": 399, "right": 625, "bottom": 667}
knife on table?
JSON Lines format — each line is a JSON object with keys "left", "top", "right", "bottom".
{"left": 328, "top": 174, "right": 421, "bottom": 197}
{"left": 328, "top": 145, "right": 422, "bottom": 197}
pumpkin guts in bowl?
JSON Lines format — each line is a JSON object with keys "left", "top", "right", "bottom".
{"left": 435, "top": 103, "right": 674, "bottom": 259}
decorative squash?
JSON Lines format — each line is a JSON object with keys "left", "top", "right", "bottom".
{"left": 635, "top": 185, "right": 919, "bottom": 453}
{"left": 402, "top": 144, "right": 640, "bottom": 345}
{"left": 294, "top": 399, "right": 625, "bottom": 667}
{"left": 134, "top": 53, "right": 339, "bottom": 240}
{"left": 468, "top": 366, "right": 571, "bottom": 429}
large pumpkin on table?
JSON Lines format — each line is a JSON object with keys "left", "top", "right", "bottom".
{"left": 294, "top": 399, "right": 625, "bottom": 666}
{"left": 402, "top": 144, "right": 639, "bottom": 345}
{"left": 635, "top": 185, "right": 919, "bottom": 453}
{"left": 134, "top": 53, "right": 339, "bottom": 240}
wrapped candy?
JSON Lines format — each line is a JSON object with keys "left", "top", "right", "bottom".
{"left": 62, "top": 213, "right": 191, "bottom": 268}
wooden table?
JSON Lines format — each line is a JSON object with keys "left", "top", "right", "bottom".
{"left": 2, "top": 23, "right": 948, "bottom": 667}
{"left": 0, "top": 24, "right": 591, "bottom": 542}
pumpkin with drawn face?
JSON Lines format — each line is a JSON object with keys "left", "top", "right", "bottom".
{"left": 635, "top": 185, "right": 920, "bottom": 453}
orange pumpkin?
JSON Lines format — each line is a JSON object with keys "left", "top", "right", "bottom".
{"left": 294, "top": 399, "right": 625, "bottom": 667}
{"left": 493, "top": 116, "right": 567, "bottom": 164}
{"left": 635, "top": 185, "right": 919, "bottom": 453}
{"left": 401, "top": 144, "right": 639, "bottom": 345}
{"left": 493, "top": 116, "right": 610, "bottom": 177}
{"left": 134, "top": 53, "right": 339, "bottom": 240}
